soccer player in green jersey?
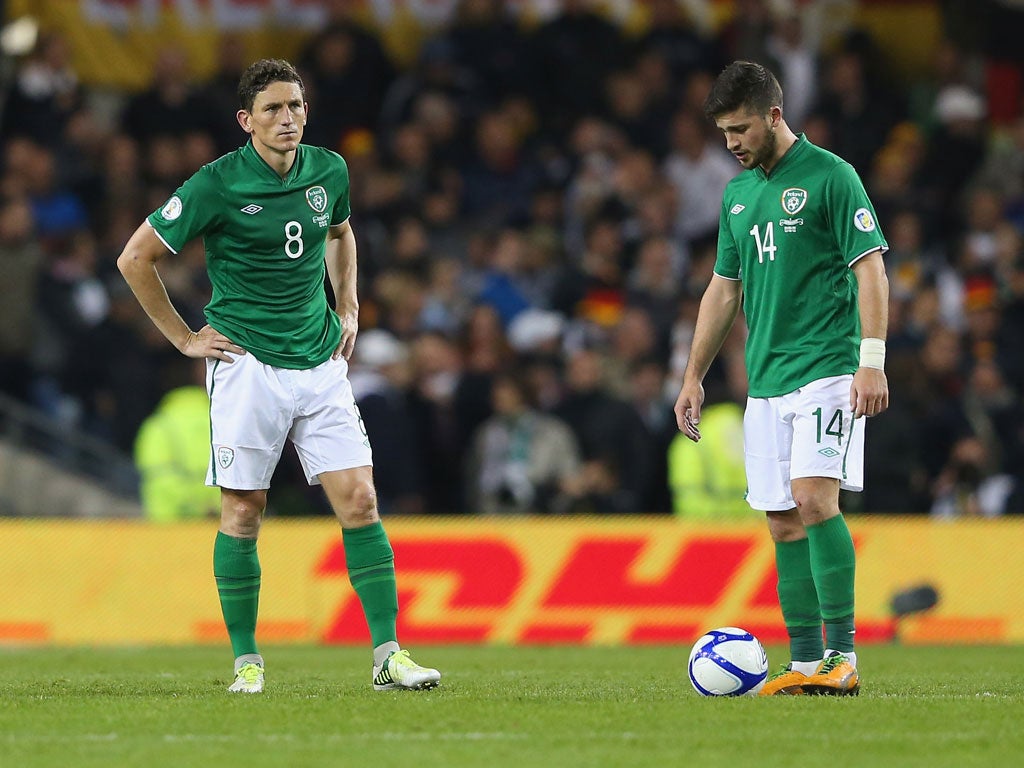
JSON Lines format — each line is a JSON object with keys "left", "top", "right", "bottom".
{"left": 674, "top": 61, "right": 890, "bottom": 696}
{"left": 117, "top": 58, "right": 440, "bottom": 694}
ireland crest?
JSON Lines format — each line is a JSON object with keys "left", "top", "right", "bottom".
{"left": 305, "top": 185, "right": 328, "bottom": 213}
{"left": 781, "top": 188, "right": 808, "bottom": 215}
{"left": 217, "top": 447, "right": 234, "bottom": 469}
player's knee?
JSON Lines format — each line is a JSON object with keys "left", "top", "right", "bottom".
{"left": 338, "top": 481, "right": 379, "bottom": 525}
{"left": 766, "top": 509, "right": 804, "bottom": 542}
{"left": 220, "top": 490, "right": 266, "bottom": 536}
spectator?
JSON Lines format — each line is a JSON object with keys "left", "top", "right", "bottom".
{"left": 555, "top": 346, "right": 654, "bottom": 513}
{"left": 349, "top": 329, "right": 425, "bottom": 515}
{"left": 667, "top": 374, "right": 751, "bottom": 519}
{"left": 0, "top": 197, "right": 42, "bottom": 399}
{"left": 0, "top": 31, "right": 82, "bottom": 148}
{"left": 120, "top": 46, "right": 217, "bottom": 145}
{"left": 663, "top": 108, "right": 739, "bottom": 246}
{"left": 465, "top": 370, "right": 582, "bottom": 514}
{"left": 529, "top": 0, "right": 628, "bottom": 140}
{"left": 134, "top": 358, "right": 220, "bottom": 521}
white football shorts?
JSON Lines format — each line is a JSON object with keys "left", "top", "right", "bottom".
{"left": 205, "top": 352, "right": 373, "bottom": 490}
{"left": 743, "top": 374, "right": 864, "bottom": 511}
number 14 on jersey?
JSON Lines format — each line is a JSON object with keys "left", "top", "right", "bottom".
{"left": 749, "top": 222, "right": 777, "bottom": 263}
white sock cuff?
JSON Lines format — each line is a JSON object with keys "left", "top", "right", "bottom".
{"left": 373, "top": 641, "right": 401, "bottom": 667}
{"left": 234, "top": 653, "right": 263, "bottom": 672}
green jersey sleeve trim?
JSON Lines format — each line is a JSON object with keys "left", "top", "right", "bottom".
{"left": 146, "top": 220, "right": 178, "bottom": 255}
{"left": 848, "top": 245, "right": 888, "bottom": 268}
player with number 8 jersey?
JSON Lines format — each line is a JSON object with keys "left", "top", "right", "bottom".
{"left": 118, "top": 58, "right": 440, "bottom": 696}
{"left": 148, "top": 141, "right": 350, "bottom": 369}
{"left": 715, "top": 137, "right": 887, "bottom": 398}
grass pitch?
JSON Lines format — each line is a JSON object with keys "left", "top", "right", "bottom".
{"left": 1, "top": 644, "right": 1022, "bottom": 768}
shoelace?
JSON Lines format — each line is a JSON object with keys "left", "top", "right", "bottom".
{"left": 237, "top": 662, "right": 263, "bottom": 682}
{"left": 767, "top": 664, "right": 795, "bottom": 680}
{"left": 817, "top": 654, "right": 848, "bottom": 673}
{"left": 387, "top": 650, "right": 413, "bottom": 671}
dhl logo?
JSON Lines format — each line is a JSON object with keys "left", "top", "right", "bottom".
{"left": 314, "top": 533, "right": 895, "bottom": 645}
{"left": 0, "top": 520, "right": 1012, "bottom": 646}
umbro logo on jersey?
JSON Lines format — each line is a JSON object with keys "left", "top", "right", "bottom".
{"left": 240, "top": 204, "right": 263, "bottom": 215}
{"left": 730, "top": 204, "right": 745, "bottom": 214}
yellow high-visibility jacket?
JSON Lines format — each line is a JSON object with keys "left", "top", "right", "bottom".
{"left": 134, "top": 386, "right": 220, "bottom": 522}
{"left": 668, "top": 402, "right": 756, "bottom": 519}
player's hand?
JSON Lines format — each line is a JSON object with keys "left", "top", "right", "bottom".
{"left": 851, "top": 367, "right": 889, "bottom": 419}
{"left": 333, "top": 307, "right": 358, "bottom": 360}
{"left": 181, "top": 325, "right": 245, "bottom": 362}
{"left": 674, "top": 380, "right": 705, "bottom": 443}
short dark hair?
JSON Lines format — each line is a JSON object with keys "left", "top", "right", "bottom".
{"left": 238, "top": 58, "right": 304, "bottom": 112}
{"left": 703, "top": 61, "right": 783, "bottom": 119}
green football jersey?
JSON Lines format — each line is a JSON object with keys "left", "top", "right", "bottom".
{"left": 714, "top": 135, "right": 887, "bottom": 397}
{"left": 148, "top": 141, "right": 351, "bottom": 369}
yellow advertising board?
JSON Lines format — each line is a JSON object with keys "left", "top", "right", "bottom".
{"left": 0, "top": 517, "right": 1019, "bottom": 646}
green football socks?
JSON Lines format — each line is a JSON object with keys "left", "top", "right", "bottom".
{"left": 807, "top": 515, "right": 857, "bottom": 654}
{"left": 774, "top": 536, "right": 824, "bottom": 662}
{"left": 343, "top": 521, "right": 399, "bottom": 648}
{"left": 213, "top": 531, "right": 261, "bottom": 658}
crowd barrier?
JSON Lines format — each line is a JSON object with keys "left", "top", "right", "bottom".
{"left": 0, "top": 516, "right": 1019, "bottom": 646}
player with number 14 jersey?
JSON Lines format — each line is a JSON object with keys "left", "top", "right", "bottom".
{"left": 715, "top": 134, "right": 888, "bottom": 398}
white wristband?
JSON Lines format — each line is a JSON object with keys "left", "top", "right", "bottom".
{"left": 859, "top": 338, "right": 886, "bottom": 370}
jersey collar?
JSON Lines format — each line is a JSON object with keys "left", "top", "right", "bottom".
{"left": 242, "top": 139, "right": 304, "bottom": 185}
{"left": 755, "top": 133, "right": 808, "bottom": 180}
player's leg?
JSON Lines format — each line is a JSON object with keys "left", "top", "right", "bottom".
{"left": 217, "top": 488, "right": 268, "bottom": 694}
{"left": 788, "top": 375, "right": 861, "bottom": 695}
{"left": 290, "top": 355, "right": 438, "bottom": 690}
{"left": 743, "top": 394, "right": 822, "bottom": 696}
{"left": 206, "top": 354, "right": 291, "bottom": 693}
{"left": 319, "top": 466, "right": 440, "bottom": 690}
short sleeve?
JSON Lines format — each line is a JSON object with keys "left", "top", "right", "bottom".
{"left": 332, "top": 155, "right": 351, "bottom": 225}
{"left": 147, "top": 167, "right": 220, "bottom": 253}
{"left": 826, "top": 162, "right": 888, "bottom": 266}
{"left": 713, "top": 194, "right": 741, "bottom": 280}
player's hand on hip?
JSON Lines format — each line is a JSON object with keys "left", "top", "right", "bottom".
{"left": 851, "top": 367, "right": 889, "bottom": 418}
{"left": 333, "top": 309, "right": 358, "bottom": 360}
{"left": 674, "top": 380, "right": 705, "bottom": 443}
{"left": 182, "top": 325, "right": 246, "bottom": 362}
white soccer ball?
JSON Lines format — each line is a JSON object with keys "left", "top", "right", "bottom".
{"left": 688, "top": 626, "right": 769, "bottom": 696}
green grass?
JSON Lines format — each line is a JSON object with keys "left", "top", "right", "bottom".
{"left": 1, "top": 645, "right": 1022, "bottom": 768}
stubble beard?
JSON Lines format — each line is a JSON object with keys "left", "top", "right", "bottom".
{"left": 751, "top": 125, "right": 778, "bottom": 171}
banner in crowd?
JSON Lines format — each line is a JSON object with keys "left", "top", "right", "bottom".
{"left": 6, "top": 0, "right": 941, "bottom": 89}
{"left": 0, "top": 517, "right": 1019, "bottom": 646}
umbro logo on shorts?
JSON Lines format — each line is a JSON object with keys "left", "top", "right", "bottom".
{"left": 240, "top": 204, "right": 263, "bottom": 215}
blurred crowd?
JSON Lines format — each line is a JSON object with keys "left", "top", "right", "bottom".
{"left": 1, "top": 0, "right": 1023, "bottom": 518}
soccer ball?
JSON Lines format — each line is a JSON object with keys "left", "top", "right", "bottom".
{"left": 688, "top": 626, "right": 768, "bottom": 696}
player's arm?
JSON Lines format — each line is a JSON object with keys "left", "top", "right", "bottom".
{"left": 850, "top": 249, "right": 889, "bottom": 418}
{"left": 673, "top": 274, "right": 743, "bottom": 442}
{"left": 116, "top": 223, "right": 243, "bottom": 362}
{"left": 325, "top": 218, "right": 358, "bottom": 360}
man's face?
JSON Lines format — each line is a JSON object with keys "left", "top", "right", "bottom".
{"left": 238, "top": 80, "right": 307, "bottom": 154}
{"left": 714, "top": 106, "right": 779, "bottom": 170}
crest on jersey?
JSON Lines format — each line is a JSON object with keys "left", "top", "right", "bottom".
{"left": 161, "top": 195, "right": 182, "bottom": 221}
{"left": 781, "top": 188, "right": 808, "bottom": 215}
{"left": 305, "top": 185, "right": 328, "bottom": 213}
{"left": 853, "top": 207, "right": 876, "bottom": 232}
{"left": 217, "top": 447, "right": 234, "bottom": 469}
